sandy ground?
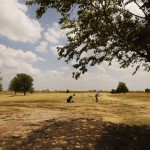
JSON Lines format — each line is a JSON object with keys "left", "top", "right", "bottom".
{"left": 0, "top": 104, "right": 85, "bottom": 138}
{"left": 0, "top": 103, "right": 104, "bottom": 149}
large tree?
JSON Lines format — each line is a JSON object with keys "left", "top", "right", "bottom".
{"left": 26, "top": 0, "right": 150, "bottom": 79}
{"left": 9, "top": 73, "right": 33, "bottom": 95}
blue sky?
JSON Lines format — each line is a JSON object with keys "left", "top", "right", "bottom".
{"left": 0, "top": 0, "right": 150, "bottom": 91}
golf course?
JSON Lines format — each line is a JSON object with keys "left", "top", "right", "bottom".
{"left": 0, "top": 92, "right": 150, "bottom": 149}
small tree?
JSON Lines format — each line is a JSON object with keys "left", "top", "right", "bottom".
{"left": 9, "top": 73, "right": 33, "bottom": 95}
{"left": 116, "top": 82, "right": 129, "bottom": 94}
{"left": 145, "top": 88, "right": 150, "bottom": 92}
{"left": 0, "top": 74, "right": 2, "bottom": 92}
{"left": 66, "top": 89, "right": 70, "bottom": 93}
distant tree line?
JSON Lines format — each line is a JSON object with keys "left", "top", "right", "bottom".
{"left": 2, "top": 72, "right": 150, "bottom": 95}
{"left": 111, "top": 82, "right": 150, "bottom": 94}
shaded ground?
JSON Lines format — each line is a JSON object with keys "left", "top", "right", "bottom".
{"left": 1, "top": 118, "right": 150, "bottom": 150}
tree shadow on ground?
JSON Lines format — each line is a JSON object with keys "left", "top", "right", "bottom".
{"left": 1, "top": 118, "right": 150, "bottom": 150}
{"left": 95, "top": 122, "right": 150, "bottom": 150}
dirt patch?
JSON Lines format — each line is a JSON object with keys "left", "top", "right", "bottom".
{"left": 0, "top": 106, "right": 83, "bottom": 138}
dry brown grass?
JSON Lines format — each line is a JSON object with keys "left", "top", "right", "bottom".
{"left": 0, "top": 92, "right": 150, "bottom": 126}
{"left": 0, "top": 92, "right": 150, "bottom": 149}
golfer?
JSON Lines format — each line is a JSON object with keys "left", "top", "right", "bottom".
{"left": 95, "top": 91, "right": 100, "bottom": 103}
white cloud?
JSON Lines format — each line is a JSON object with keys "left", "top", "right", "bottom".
{"left": 36, "top": 41, "right": 48, "bottom": 53}
{"left": 96, "top": 66, "right": 107, "bottom": 74}
{"left": 61, "top": 66, "right": 71, "bottom": 71}
{"left": 38, "top": 57, "right": 46, "bottom": 62}
{"left": 0, "top": 44, "right": 118, "bottom": 91}
{"left": 0, "top": 44, "right": 44, "bottom": 64}
{"left": 44, "top": 32, "right": 59, "bottom": 44}
{"left": 32, "top": 69, "right": 67, "bottom": 90}
{"left": 125, "top": 1, "right": 145, "bottom": 17}
{"left": 44, "top": 22, "right": 69, "bottom": 44}
{"left": 0, "top": 0, "right": 42, "bottom": 43}
{"left": 95, "top": 61, "right": 150, "bottom": 91}
{"left": 0, "top": 44, "right": 44, "bottom": 89}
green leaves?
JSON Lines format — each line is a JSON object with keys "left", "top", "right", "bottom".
{"left": 26, "top": 0, "right": 150, "bottom": 79}
{"left": 9, "top": 73, "right": 33, "bottom": 95}
{"left": 116, "top": 82, "right": 129, "bottom": 94}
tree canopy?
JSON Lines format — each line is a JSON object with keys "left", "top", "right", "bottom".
{"left": 116, "top": 82, "right": 129, "bottom": 94}
{"left": 9, "top": 73, "right": 33, "bottom": 95}
{"left": 26, "top": 0, "right": 150, "bottom": 79}
{"left": 145, "top": 88, "right": 150, "bottom": 92}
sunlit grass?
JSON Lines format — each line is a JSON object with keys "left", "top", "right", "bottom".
{"left": 0, "top": 92, "right": 150, "bottom": 125}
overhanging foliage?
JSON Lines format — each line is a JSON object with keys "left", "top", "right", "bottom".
{"left": 26, "top": 0, "right": 150, "bottom": 79}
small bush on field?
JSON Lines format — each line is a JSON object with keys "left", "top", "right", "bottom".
{"left": 111, "top": 89, "right": 116, "bottom": 94}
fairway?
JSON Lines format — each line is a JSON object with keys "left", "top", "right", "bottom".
{"left": 0, "top": 92, "right": 150, "bottom": 149}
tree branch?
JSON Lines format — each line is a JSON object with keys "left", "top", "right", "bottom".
{"left": 134, "top": 0, "right": 147, "bottom": 16}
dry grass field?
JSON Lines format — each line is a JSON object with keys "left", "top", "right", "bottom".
{"left": 0, "top": 92, "right": 150, "bottom": 149}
